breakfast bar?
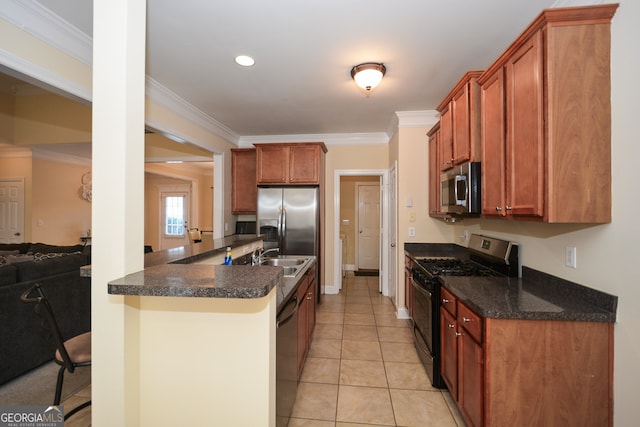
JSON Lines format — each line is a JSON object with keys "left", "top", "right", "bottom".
{"left": 106, "top": 235, "right": 315, "bottom": 427}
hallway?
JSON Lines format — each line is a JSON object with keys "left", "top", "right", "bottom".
{"left": 288, "top": 273, "right": 464, "bottom": 426}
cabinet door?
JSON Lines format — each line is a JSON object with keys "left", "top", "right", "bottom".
{"left": 289, "top": 145, "right": 320, "bottom": 184}
{"left": 440, "top": 308, "right": 458, "bottom": 399}
{"left": 505, "top": 30, "right": 544, "bottom": 218}
{"left": 257, "top": 145, "right": 288, "bottom": 184}
{"left": 439, "top": 105, "right": 454, "bottom": 170}
{"left": 480, "top": 69, "right": 507, "bottom": 217}
{"left": 452, "top": 84, "right": 471, "bottom": 165}
{"left": 428, "top": 130, "right": 441, "bottom": 216}
{"left": 307, "top": 269, "right": 316, "bottom": 338}
{"left": 459, "top": 331, "right": 483, "bottom": 427}
{"left": 296, "top": 275, "right": 310, "bottom": 378}
{"left": 231, "top": 149, "right": 257, "bottom": 214}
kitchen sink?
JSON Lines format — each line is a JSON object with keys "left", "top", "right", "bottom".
{"left": 261, "top": 258, "right": 306, "bottom": 267}
{"left": 260, "top": 256, "right": 312, "bottom": 277}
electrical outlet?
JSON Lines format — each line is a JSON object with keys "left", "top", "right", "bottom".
{"left": 408, "top": 226, "right": 416, "bottom": 237}
{"left": 565, "top": 246, "right": 577, "bottom": 268}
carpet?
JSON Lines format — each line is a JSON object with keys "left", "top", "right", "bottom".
{"left": 0, "top": 361, "right": 91, "bottom": 406}
{"left": 354, "top": 269, "right": 379, "bottom": 277}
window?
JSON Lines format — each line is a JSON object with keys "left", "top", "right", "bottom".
{"left": 164, "top": 195, "right": 185, "bottom": 236}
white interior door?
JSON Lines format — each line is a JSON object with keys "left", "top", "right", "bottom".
{"left": 388, "top": 165, "right": 397, "bottom": 306}
{"left": 0, "top": 179, "right": 25, "bottom": 243}
{"left": 356, "top": 183, "right": 380, "bottom": 270}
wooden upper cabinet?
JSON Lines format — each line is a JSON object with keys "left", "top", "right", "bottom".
{"left": 427, "top": 123, "right": 442, "bottom": 216}
{"left": 479, "top": 3, "right": 617, "bottom": 223}
{"left": 231, "top": 148, "right": 257, "bottom": 214}
{"left": 437, "top": 71, "right": 483, "bottom": 171}
{"left": 255, "top": 142, "right": 327, "bottom": 185}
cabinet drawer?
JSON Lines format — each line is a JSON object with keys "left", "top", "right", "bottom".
{"left": 457, "top": 302, "right": 482, "bottom": 343}
{"left": 441, "top": 286, "right": 457, "bottom": 317}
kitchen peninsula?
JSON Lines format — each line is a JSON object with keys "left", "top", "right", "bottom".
{"left": 107, "top": 234, "right": 315, "bottom": 427}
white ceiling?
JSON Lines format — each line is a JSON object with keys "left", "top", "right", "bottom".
{"left": 7, "top": 0, "right": 594, "bottom": 144}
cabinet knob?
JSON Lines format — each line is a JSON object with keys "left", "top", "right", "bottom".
{"left": 462, "top": 317, "right": 471, "bottom": 323}
{"left": 455, "top": 332, "right": 463, "bottom": 337}
{"left": 307, "top": 292, "right": 313, "bottom": 300}
{"left": 505, "top": 205, "right": 513, "bottom": 211}
{"left": 442, "top": 298, "right": 449, "bottom": 304}
{"left": 448, "top": 323, "right": 455, "bottom": 329}
{"left": 495, "top": 206, "right": 502, "bottom": 211}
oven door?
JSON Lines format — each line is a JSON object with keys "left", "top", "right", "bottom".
{"left": 412, "top": 278, "right": 435, "bottom": 378}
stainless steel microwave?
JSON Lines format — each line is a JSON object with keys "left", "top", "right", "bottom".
{"left": 440, "top": 162, "right": 481, "bottom": 214}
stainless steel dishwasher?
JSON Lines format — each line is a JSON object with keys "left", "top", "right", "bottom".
{"left": 276, "top": 294, "right": 298, "bottom": 427}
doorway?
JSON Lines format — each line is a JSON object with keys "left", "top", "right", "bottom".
{"left": 333, "top": 169, "right": 389, "bottom": 296}
{"left": 158, "top": 184, "right": 191, "bottom": 250}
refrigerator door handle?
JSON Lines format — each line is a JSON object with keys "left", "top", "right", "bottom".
{"left": 278, "top": 205, "right": 284, "bottom": 250}
{"left": 281, "top": 206, "right": 287, "bottom": 252}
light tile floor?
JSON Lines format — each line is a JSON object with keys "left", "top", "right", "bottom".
{"left": 60, "top": 273, "right": 466, "bottom": 427}
{"left": 288, "top": 273, "right": 466, "bottom": 427}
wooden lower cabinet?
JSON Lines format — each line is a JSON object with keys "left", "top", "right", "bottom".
{"left": 296, "top": 264, "right": 317, "bottom": 378}
{"left": 441, "top": 286, "right": 613, "bottom": 427}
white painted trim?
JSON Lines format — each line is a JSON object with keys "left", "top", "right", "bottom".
{"left": 0, "top": 146, "right": 32, "bottom": 158}
{"left": 396, "top": 110, "right": 440, "bottom": 128}
{"left": 396, "top": 307, "right": 410, "bottom": 320}
{"left": 0, "top": 49, "right": 92, "bottom": 102}
{"left": 239, "top": 132, "right": 389, "bottom": 148}
{"left": 0, "top": 0, "right": 92, "bottom": 66}
{"left": 146, "top": 78, "right": 240, "bottom": 145}
{"left": 31, "top": 147, "right": 91, "bottom": 166}
{"left": 213, "top": 152, "right": 224, "bottom": 240}
{"left": 330, "top": 169, "right": 389, "bottom": 296}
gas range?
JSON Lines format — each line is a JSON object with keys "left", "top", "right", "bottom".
{"left": 409, "top": 234, "right": 518, "bottom": 390}
{"left": 416, "top": 257, "right": 504, "bottom": 277}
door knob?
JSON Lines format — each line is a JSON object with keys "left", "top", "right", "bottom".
{"left": 390, "top": 243, "right": 396, "bottom": 247}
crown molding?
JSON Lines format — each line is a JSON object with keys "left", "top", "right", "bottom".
{"left": 31, "top": 146, "right": 91, "bottom": 166}
{"left": 238, "top": 132, "right": 389, "bottom": 148}
{"left": 0, "top": 0, "right": 92, "bottom": 66}
{"left": 145, "top": 77, "right": 240, "bottom": 145}
{"left": 0, "top": 145, "right": 33, "bottom": 158}
{"left": 395, "top": 110, "right": 440, "bottom": 129}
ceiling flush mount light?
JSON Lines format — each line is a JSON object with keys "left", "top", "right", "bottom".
{"left": 235, "top": 55, "right": 255, "bottom": 67}
{"left": 350, "top": 62, "right": 386, "bottom": 92}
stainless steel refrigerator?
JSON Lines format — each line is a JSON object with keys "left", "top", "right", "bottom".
{"left": 256, "top": 186, "right": 319, "bottom": 256}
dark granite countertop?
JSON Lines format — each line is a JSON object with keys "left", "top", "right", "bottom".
{"left": 405, "top": 244, "right": 617, "bottom": 322}
{"left": 108, "top": 233, "right": 316, "bottom": 311}
{"left": 144, "top": 234, "right": 265, "bottom": 267}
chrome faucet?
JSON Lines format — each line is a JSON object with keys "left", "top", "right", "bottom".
{"left": 252, "top": 247, "right": 280, "bottom": 265}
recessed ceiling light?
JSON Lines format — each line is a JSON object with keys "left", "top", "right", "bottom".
{"left": 235, "top": 55, "right": 255, "bottom": 67}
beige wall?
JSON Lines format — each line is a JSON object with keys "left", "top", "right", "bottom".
{"left": 13, "top": 92, "right": 91, "bottom": 145}
{"left": 323, "top": 143, "right": 388, "bottom": 290}
{"left": 31, "top": 157, "right": 92, "bottom": 245}
{"left": 0, "top": 88, "right": 14, "bottom": 143}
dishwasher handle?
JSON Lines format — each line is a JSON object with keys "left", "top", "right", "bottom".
{"left": 277, "top": 295, "right": 298, "bottom": 328}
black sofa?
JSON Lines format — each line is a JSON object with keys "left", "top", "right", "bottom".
{"left": 0, "top": 242, "right": 91, "bottom": 385}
